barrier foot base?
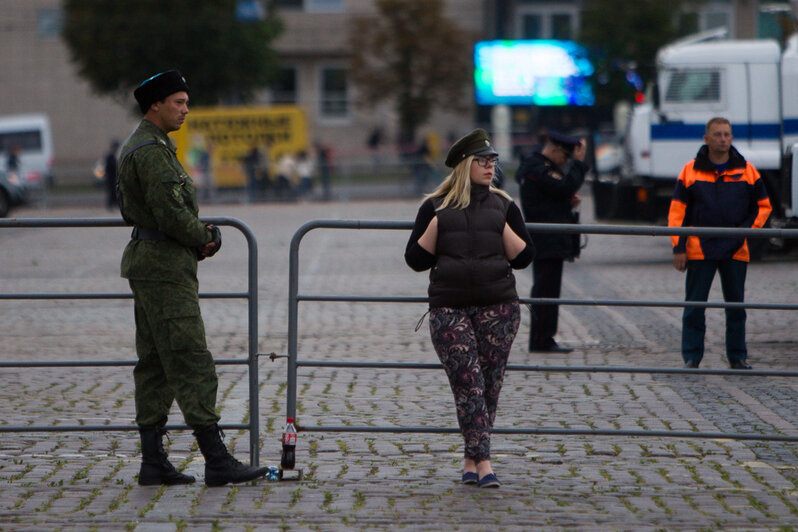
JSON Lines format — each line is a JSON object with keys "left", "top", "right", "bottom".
{"left": 279, "top": 468, "right": 303, "bottom": 481}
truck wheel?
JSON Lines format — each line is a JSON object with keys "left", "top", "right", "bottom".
{"left": 0, "top": 189, "right": 10, "bottom": 218}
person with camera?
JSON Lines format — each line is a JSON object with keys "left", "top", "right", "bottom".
{"left": 516, "top": 131, "right": 587, "bottom": 353}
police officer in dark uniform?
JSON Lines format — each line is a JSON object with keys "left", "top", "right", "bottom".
{"left": 516, "top": 131, "right": 588, "bottom": 353}
{"left": 118, "top": 70, "right": 267, "bottom": 486}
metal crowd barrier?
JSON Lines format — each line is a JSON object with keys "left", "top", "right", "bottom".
{"left": 0, "top": 217, "right": 263, "bottom": 466}
{"left": 287, "top": 220, "right": 798, "bottom": 444}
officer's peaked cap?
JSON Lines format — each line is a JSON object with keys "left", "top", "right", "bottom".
{"left": 134, "top": 70, "right": 189, "bottom": 114}
{"left": 444, "top": 128, "right": 498, "bottom": 168}
{"left": 547, "top": 131, "right": 581, "bottom": 154}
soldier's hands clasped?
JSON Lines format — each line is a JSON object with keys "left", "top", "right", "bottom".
{"left": 197, "top": 225, "right": 222, "bottom": 259}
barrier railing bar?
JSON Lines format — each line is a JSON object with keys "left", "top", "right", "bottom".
{"left": 281, "top": 218, "right": 798, "bottom": 239}
{"left": 296, "top": 294, "right": 798, "bottom": 311}
{"left": 531, "top": 223, "right": 797, "bottom": 238}
{"left": 0, "top": 423, "right": 250, "bottom": 434}
{"left": 287, "top": 219, "right": 798, "bottom": 450}
{"left": 0, "top": 292, "right": 247, "bottom": 300}
{"left": 298, "top": 425, "right": 798, "bottom": 443}
{"left": 0, "top": 217, "right": 131, "bottom": 228}
{"left": 0, "top": 357, "right": 252, "bottom": 368}
{"left": 294, "top": 360, "right": 798, "bottom": 377}
{"left": 0, "top": 216, "right": 262, "bottom": 466}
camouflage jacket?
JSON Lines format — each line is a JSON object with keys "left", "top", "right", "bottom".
{"left": 118, "top": 119, "right": 211, "bottom": 288}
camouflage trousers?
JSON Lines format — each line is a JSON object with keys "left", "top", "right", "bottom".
{"left": 129, "top": 280, "right": 220, "bottom": 429}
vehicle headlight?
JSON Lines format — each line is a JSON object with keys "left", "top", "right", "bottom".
{"left": 7, "top": 173, "right": 21, "bottom": 186}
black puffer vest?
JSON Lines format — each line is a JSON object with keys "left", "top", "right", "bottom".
{"left": 428, "top": 185, "right": 517, "bottom": 308}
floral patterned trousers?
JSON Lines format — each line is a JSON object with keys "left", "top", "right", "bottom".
{"left": 429, "top": 300, "right": 521, "bottom": 463}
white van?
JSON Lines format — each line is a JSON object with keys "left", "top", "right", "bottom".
{"left": 0, "top": 113, "right": 54, "bottom": 185}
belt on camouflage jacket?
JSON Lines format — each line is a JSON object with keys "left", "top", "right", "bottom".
{"left": 131, "top": 227, "right": 172, "bottom": 241}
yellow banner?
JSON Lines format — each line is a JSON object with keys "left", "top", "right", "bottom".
{"left": 171, "top": 105, "right": 308, "bottom": 187}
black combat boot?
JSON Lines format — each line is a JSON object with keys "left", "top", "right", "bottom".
{"left": 138, "top": 427, "right": 196, "bottom": 486}
{"left": 193, "top": 424, "right": 268, "bottom": 487}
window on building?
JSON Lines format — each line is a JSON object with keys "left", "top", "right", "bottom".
{"left": 551, "top": 13, "right": 573, "bottom": 40}
{"left": 515, "top": 3, "right": 578, "bottom": 40}
{"left": 37, "top": 8, "right": 63, "bottom": 38}
{"left": 307, "top": 0, "right": 344, "bottom": 12}
{"left": 521, "top": 15, "right": 542, "bottom": 39}
{"left": 235, "top": 0, "right": 266, "bottom": 22}
{"left": 677, "top": 12, "right": 700, "bottom": 35}
{"left": 320, "top": 67, "right": 348, "bottom": 119}
{"left": 704, "top": 12, "right": 730, "bottom": 30}
{"left": 271, "top": 67, "right": 297, "bottom": 104}
{"left": 664, "top": 70, "right": 721, "bottom": 103}
{"left": 678, "top": 1, "right": 734, "bottom": 35}
{"left": 274, "top": 0, "right": 343, "bottom": 10}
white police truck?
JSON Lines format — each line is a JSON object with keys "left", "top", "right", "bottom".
{"left": 594, "top": 29, "right": 798, "bottom": 246}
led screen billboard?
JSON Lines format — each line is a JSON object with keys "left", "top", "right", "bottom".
{"left": 474, "top": 40, "right": 595, "bottom": 106}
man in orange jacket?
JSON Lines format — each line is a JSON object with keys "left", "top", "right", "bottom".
{"left": 668, "top": 117, "right": 772, "bottom": 369}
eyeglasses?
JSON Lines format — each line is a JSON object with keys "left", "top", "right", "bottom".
{"left": 473, "top": 156, "right": 498, "bottom": 168}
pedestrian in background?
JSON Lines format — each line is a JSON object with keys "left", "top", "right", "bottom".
{"left": 104, "top": 139, "right": 119, "bottom": 210}
{"left": 188, "top": 134, "right": 212, "bottom": 203}
{"left": 5, "top": 145, "right": 21, "bottom": 175}
{"left": 405, "top": 128, "right": 534, "bottom": 488}
{"left": 296, "top": 149, "right": 314, "bottom": 197}
{"left": 275, "top": 151, "right": 297, "bottom": 200}
{"left": 315, "top": 141, "right": 332, "bottom": 200}
{"left": 412, "top": 135, "right": 435, "bottom": 195}
{"left": 668, "top": 117, "right": 772, "bottom": 370}
{"left": 118, "top": 70, "right": 267, "bottom": 487}
{"left": 516, "top": 131, "right": 588, "bottom": 353}
{"left": 367, "top": 126, "right": 383, "bottom": 170}
{"left": 242, "top": 144, "right": 263, "bottom": 203}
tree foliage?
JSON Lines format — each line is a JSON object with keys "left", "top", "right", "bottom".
{"left": 348, "top": 0, "right": 475, "bottom": 146}
{"left": 580, "top": 0, "right": 689, "bottom": 108}
{"left": 62, "top": 0, "right": 282, "bottom": 108}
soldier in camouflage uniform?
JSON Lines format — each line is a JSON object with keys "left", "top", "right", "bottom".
{"left": 118, "top": 70, "right": 267, "bottom": 487}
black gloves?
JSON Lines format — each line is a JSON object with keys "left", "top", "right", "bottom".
{"left": 206, "top": 225, "right": 222, "bottom": 257}
{"left": 197, "top": 224, "right": 222, "bottom": 260}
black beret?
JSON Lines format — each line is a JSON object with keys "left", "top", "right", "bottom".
{"left": 547, "top": 131, "right": 581, "bottom": 154}
{"left": 134, "top": 70, "right": 189, "bottom": 114}
{"left": 444, "top": 128, "right": 498, "bottom": 168}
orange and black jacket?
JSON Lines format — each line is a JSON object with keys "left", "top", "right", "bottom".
{"left": 668, "top": 145, "right": 772, "bottom": 262}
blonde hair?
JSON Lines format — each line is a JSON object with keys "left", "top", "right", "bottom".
{"left": 425, "top": 155, "right": 511, "bottom": 210}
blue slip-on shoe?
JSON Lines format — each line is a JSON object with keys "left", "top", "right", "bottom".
{"left": 477, "top": 473, "right": 501, "bottom": 488}
{"left": 461, "top": 472, "right": 478, "bottom": 485}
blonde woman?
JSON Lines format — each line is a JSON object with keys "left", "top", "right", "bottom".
{"left": 405, "top": 129, "right": 534, "bottom": 488}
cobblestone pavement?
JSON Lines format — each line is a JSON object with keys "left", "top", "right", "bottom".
{"left": 1, "top": 192, "right": 798, "bottom": 531}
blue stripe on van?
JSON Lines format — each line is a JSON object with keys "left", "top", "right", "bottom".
{"left": 651, "top": 123, "right": 704, "bottom": 140}
{"left": 651, "top": 123, "right": 781, "bottom": 140}
{"left": 784, "top": 119, "right": 798, "bottom": 135}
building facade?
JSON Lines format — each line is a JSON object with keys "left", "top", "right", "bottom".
{"left": 0, "top": 0, "right": 485, "bottom": 183}
{"left": 0, "top": 0, "right": 782, "bottom": 183}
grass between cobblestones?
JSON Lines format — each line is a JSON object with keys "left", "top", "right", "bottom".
{"left": 3, "top": 200, "right": 798, "bottom": 529}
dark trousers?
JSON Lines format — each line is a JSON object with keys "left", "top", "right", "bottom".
{"left": 529, "top": 258, "right": 564, "bottom": 351}
{"left": 682, "top": 259, "right": 747, "bottom": 364}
